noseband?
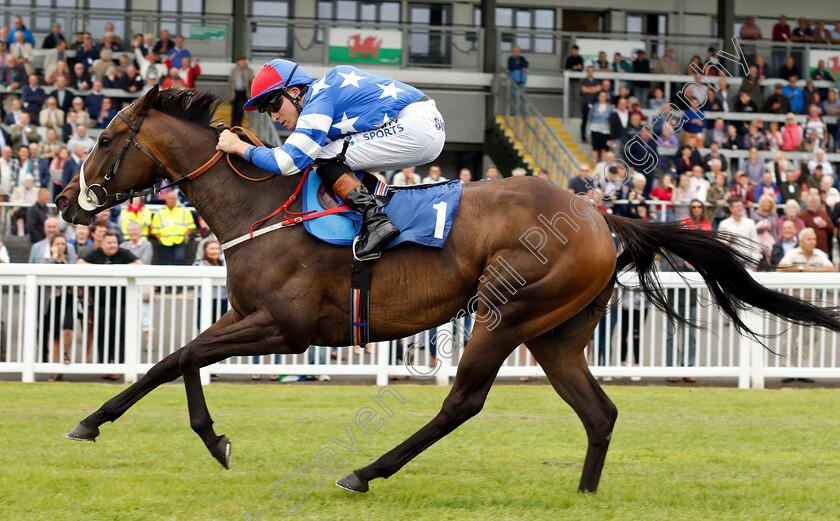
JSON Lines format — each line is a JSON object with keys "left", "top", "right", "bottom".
{"left": 79, "top": 111, "right": 174, "bottom": 210}
{"left": 77, "top": 109, "right": 270, "bottom": 212}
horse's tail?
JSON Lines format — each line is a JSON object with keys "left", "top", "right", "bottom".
{"left": 600, "top": 212, "right": 840, "bottom": 339}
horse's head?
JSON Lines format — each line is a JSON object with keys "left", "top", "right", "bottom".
{"left": 56, "top": 85, "right": 166, "bottom": 224}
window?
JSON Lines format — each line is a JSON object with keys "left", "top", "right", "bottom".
{"left": 626, "top": 15, "right": 643, "bottom": 35}
{"left": 3, "top": 0, "right": 78, "bottom": 36}
{"left": 409, "top": 3, "right": 451, "bottom": 65}
{"left": 87, "top": 0, "right": 128, "bottom": 43}
{"left": 160, "top": 0, "right": 204, "bottom": 38}
{"left": 317, "top": 1, "right": 400, "bottom": 23}
{"left": 626, "top": 13, "right": 667, "bottom": 58}
{"left": 733, "top": 19, "right": 745, "bottom": 39}
{"left": 476, "top": 6, "right": 555, "bottom": 54}
{"left": 250, "top": 0, "right": 292, "bottom": 58}
{"left": 711, "top": 17, "right": 743, "bottom": 39}
{"left": 316, "top": 1, "right": 400, "bottom": 43}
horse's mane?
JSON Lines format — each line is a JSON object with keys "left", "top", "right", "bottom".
{"left": 151, "top": 89, "right": 222, "bottom": 130}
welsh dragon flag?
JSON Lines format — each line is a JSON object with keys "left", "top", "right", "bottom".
{"left": 328, "top": 28, "right": 402, "bottom": 65}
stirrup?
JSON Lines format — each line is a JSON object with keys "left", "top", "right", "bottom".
{"left": 352, "top": 236, "right": 381, "bottom": 262}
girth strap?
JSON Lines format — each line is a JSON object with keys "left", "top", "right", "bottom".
{"left": 350, "top": 259, "right": 373, "bottom": 346}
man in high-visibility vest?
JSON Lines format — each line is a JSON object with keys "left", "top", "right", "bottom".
{"left": 150, "top": 190, "right": 196, "bottom": 265}
{"left": 120, "top": 196, "right": 152, "bottom": 241}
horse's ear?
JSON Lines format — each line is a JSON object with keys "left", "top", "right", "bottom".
{"left": 134, "top": 84, "right": 160, "bottom": 114}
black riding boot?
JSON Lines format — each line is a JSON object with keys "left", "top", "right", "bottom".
{"left": 343, "top": 185, "right": 400, "bottom": 258}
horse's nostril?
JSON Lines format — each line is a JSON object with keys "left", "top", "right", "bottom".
{"left": 55, "top": 196, "right": 69, "bottom": 208}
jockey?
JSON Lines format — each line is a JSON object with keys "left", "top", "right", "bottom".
{"left": 216, "top": 59, "right": 446, "bottom": 259}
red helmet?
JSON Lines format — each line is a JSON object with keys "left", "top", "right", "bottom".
{"left": 244, "top": 59, "right": 312, "bottom": 112}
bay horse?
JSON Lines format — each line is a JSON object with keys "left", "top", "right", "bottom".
{"left": 55, "top": 86, "right": 840, "bottom": 495}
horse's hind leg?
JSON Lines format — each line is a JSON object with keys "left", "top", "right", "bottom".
{"left": 336, "top": 325, "right": 517, "bottom": 493}
{"left": 525, "top": 281, "right": 618, "bottom": 493}
{"left": 67, "top": 309, "right": 241, "bottom": 442}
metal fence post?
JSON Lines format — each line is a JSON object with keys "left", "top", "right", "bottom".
{"left": 123, "top": 277, "right": 139, "bottom": 384}
{"left": 376, "top": 341, "right": 389, "bottom": 386}
{"left": 401, "top": 26, "right": 409, "bottom": 69}
{"left": 476, "top": 27, "right": 484, "bottom": 71}
{"left": 737, "top": 316, "right": 751, "bottom": 389}
{"left": 739, "top": 307, "right": 765, "bottom": 389}
{"left": 21, "top": 275, "right": 37, "bottom": 383}
{"left": 435, "top": 338, "right": 450, "bottom": 387}
{"left": 748, "top": 309, "right": 766, "bottom": 390}
{"left": 322, "top": 25, "right": 330, "bottom": 65}
{"left": 199, "top": 278, "right": 213, "bottom": 386}
{"left": 562, "top": 73, "right": 569, "bottom": 123}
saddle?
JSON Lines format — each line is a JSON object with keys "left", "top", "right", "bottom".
{"left": 301, "top": 169, "right": 463, "bottom": 346}
{"left": 301, "top": 170, "right": 462, "bottom": 249}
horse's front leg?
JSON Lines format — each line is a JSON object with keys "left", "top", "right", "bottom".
{"left": 177, "top": 309, "right": 309, "bottom": 468}
{"left": 67, "top": 309, "right": 242, "bottom": 442}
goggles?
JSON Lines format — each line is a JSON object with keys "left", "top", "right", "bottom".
{"left": 256, "top": 63, "right": 300, "bottom": 114}
{"left": 256, "top": 91, "right": 284, "bottom": 114}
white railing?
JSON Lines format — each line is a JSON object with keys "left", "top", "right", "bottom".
{"left": 1, "top": 265, "right": 839, "bottom": 388}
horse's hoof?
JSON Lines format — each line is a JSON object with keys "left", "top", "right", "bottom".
{"left": 212, "top": 435, "right": 231, "bottom": 469}
{"left": 67, "top": 422, "right": 99, "bottom": 442}
{"left": 335, "top": 471, "right": 369, "bottom": 493}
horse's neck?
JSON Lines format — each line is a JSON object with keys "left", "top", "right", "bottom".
{"left": 168, "top": 132, "right": 300, "bottom": 246}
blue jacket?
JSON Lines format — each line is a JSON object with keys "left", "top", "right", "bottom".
{"left": 682, "top": 108, "right": 706, "bottom": 133}
{"left": 97, "top": 108, "right": 118, "bottom": 128}
{"left": 61, "top": 154, "right": 83, "bottom": 190}
{"left": 34, "top": 157, "right": 50, "bottom": 188}
{"left": 167, "top": 48, "right": 191, "bottom": 68}
{"left": 782, "top": 85, "right": 804, "bottom": 113}
{"left": 74, "top": 45, "right": 101, "bottom": 71}
{"left": 754, "top": 183, "right": 781, "bottom": 204}
{"left": 21, "top": 85, "right": 46, "bottom": 114}
{"left": 508, "top": 55, "right": 529, "bottom": 85}
{"left": 250, "top": 65, "right": 425, "bottom": 177}
{"left": 7, "top": 28, "right": 35, "bottom": 46}
{"left": 588, "top": 103, "right": 613, "bottom": 129}
{"left": 85, "top": 92, "right": 104, "bottom": 120}
{"left": 612, "top": 59, "right": 633, "bottom": 87}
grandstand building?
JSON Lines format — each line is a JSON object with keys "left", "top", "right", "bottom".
{"left": 2, "top": 0, "right": 837, "bottom": 184}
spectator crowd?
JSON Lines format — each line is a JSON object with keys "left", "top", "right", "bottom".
{"left": 6, "top": 11, "right": 840, "bottom": 382}
{"left": 565, "top": 16, "right": 840, "bottom": 273}
{"left": 0, "top": 16, "right": 206, "bottom": 208}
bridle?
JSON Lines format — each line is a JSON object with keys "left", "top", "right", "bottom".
{"left": 77, "top": 107, "right": 271, "bottom": 212}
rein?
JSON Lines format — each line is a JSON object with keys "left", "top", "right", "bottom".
{"left": 78, "top": 106, "right": 349, "bottom": 251}
{"left": 220, "top": 168, "right": 351, "bottom": 251}
{"left": 78, "top": 107, "right": 273, "bottom": 210}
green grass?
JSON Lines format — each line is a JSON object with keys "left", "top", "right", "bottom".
{"left": 1, "top": 383, "right": 839, "bottom": 521}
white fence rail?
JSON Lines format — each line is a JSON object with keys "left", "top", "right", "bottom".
{"left": 1, "top": 265, "right": 839, "bottom": 388}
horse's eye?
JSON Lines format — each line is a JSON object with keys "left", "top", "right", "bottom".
{"left": 100, "top": 137, "right": 111, "bottom": 148}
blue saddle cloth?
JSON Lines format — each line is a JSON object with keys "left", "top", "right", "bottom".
{"left": 301, "top": 171, "right": 462, "bottom": 249}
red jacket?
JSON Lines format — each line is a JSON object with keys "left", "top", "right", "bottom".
{"left": 772, "top": 23, "right": 792, "bottom": 42}
{"left": 798, "top": 208, "right": 835, "bottom": 254}
{"left": 680, "top": 216, "right": 712, "bottom": 231}
{"left": 781, "top": 124, "right": 802, "bottom": 151}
